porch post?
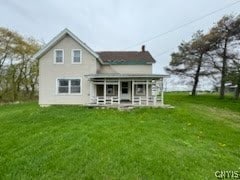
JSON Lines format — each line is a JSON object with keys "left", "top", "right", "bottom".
{"left": 153, "top": 81, "right": 157, "bottom": 106}
{"left": 132, "top": 80, "right": 135, "bottom": 105}
{"left": 118, "top": 79, "right": 120, "bottom": 104}
{"left": 146, "top": 80, "right": 149, "bottom": 105}
{"left": 104, "top": 79, "right": 106, "bottom": 105}
{"left": 160, "top": 78, "right": 164, "bottom": 106}
{"left": 161, "top": 90, "right": 164, "bottom": 106}
{"left": 89, "top": 80, "right": 93, "bottom": 103}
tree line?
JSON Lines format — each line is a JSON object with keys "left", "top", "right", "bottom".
{"left": 0, "top": 27, "right": 41, "bottom": 102}
{"left": 166, "top": 14, "right": 240, "bottom": 99}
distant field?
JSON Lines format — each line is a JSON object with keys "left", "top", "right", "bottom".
{"left": 0, "top": 93, "right": 239, "bottom": 179}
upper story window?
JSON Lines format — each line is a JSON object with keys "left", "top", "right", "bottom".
{"left": 72, "top": 49, "right": 82, "bottom": 64}
{"left": 54, "top": 49, "right": 64, "bottom": 64}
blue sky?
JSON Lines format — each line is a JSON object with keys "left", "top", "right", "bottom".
{"left": 0, "top": 0, "right": 240, "bottom": 74}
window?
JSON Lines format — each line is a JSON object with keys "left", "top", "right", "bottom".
{"left": 58, "top": 79, "right": 69, "bottom": 93}
{"left": 72, "top": 49, "right": 82, "bottom": 64}
{"left": 121, "top": 82, "right": 129, "bottom": 94}
{"left": 122, "top": 88, "right": 128, "bottom": 94}
{"left": 107, "top": 85, "right": 114, "bottom": 95}
{"left": 136, "top": 84, "right": 145, "bottom": 95}
{"left": 71, "top": 79, "right": 81, "bottom": 93}
{"left": 54, "top": 49, "right": 64, "bottom": 64}
{"left": 57, "top": 78, "right": 81, "bottom": 94}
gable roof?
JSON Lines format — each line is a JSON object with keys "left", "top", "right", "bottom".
{"left": 33, "top": 28, "right": 156, "bottom": 65}
{"left": 96, "top": 51, "right": 156, "bottom": 65}
{"left": 33, "top": 28, "right": 102, "bottom": 63}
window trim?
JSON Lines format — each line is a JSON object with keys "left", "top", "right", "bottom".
{"left": 71, "top": 49, "right": 82, "bottom": 64}
{"left": 56, "top": 77, "right": 82, "bottom": 95}
{"left": 54, "top": 49, "right": 64, "bottom": 64}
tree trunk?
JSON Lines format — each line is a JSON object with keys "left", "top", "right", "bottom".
{"left": 12, "top": 84, "right": 18, "bottom": 102}
{"left": 235, "top": 82, "right": 240, "bottom": 100}
{"left": 220, "top": 38, "right": 228, "bottom": 99}
{"left": 11, "top": 65, "right": 18, "bottom": 102}
{"left": 192, "top": 55, "right": 203, "bottom": 96}
{"left": 25, "top": 85, "right": 29, "bottom": 95}
{"left": 30, "top": 84, "right": 35, "bottom": 99}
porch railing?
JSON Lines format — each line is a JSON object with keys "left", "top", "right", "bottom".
{"left": 133, "top": 96, "right": 157, "bottom": 105}
{"left": 90, "top": 95, "right": 162, "bottom": 106}
{"left": 90, "top": 96, "right": 119, "bottom": 105}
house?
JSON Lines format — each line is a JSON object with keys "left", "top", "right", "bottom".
{"left": 215, "top": 83, "right": 238, "bottom": 93}
{"left": 33, "top": 29, "right": 168, "bottom": 107}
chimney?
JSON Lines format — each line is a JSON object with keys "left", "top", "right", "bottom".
{"left": 141, "top": 45, "right": 145, "bottom": 52}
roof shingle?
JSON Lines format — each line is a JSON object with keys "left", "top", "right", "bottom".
{"left": 96, "top": 51, "right": 156, "bottom": 64}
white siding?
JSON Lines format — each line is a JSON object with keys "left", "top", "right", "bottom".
{"left": 99, "top": 65, "right": 152, "bottom": 74}
{"left": 39, "top": 35, "right": 98, "bottom": 105}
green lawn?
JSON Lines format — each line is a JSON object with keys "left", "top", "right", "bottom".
{"left": 0, "top": 93, "right": 239, "bottom": 179}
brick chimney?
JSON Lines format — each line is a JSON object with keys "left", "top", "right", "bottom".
{"left": 141, "top": 45, "right": 145, "bottom": 52}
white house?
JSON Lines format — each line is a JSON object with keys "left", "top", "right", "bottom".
{"left": 33, "top": 29, "right": 168, "bottom": 107}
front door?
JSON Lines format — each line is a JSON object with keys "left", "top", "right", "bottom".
{"left": 121, "top": 82, "right": 131, "bottom": 101}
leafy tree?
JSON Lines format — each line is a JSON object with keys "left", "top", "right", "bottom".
{"left": 209, "top": 15, "right": 240, "bottom": 98}
{"left": 166, "top": 31, "right": 217, "bottom": 95}
{"left": 0, "top": 27, "right": 22, "bottom": 101}
{"left": 0, "top": 27, "right": 19, "bottom": 69}
{"left": 0, "top": 27, "right": 41, "bottom": 102}
{"left": 228, "top": 55, "right": 240, "bottom": 99}
{"left": 16, "top": 38, "right": 41, "bottom": 99}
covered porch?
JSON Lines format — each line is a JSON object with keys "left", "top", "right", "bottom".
{"left": 86, "top": 74, "right": 166, "bottom": 106}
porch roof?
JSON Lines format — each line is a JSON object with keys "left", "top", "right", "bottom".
{"left": 85, "top": 73, "right": 169, "bottom": 79}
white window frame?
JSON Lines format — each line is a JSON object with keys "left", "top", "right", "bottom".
{"left": 56, "top": 77, "right": 82, "bottom": 95}
{"left": 71, "top": 49, "right": 82, "bottom": 64}
{"left": 54, "top": 49, "right": 64, "bottom": 64}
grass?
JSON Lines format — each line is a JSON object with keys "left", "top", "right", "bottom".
{"left": 0, "top": 93, "right": 239, "bottom": 179}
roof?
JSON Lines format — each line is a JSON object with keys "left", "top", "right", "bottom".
{"left": 97, "top": 51, "right": 156, "bottom": 65}
{"left": 33, "top": 28, "right": 156, "bottom": 65}
{"left": 33, "top": 28, "right": 102, "bottom": 63}
{"left": 85, "top": 73, "right": 169, "bottom": 79}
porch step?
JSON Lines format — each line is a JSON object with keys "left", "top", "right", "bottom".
{"left": 118, "top": 105, "right": 134, "bottom": 111}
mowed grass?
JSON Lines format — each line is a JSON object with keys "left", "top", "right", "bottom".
{"left": 0, "top": 93, "right": 239, "bottom": 179}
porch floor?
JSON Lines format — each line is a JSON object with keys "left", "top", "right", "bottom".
{"left": 86, "top": 102, "right": 173, "bottom": 109}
